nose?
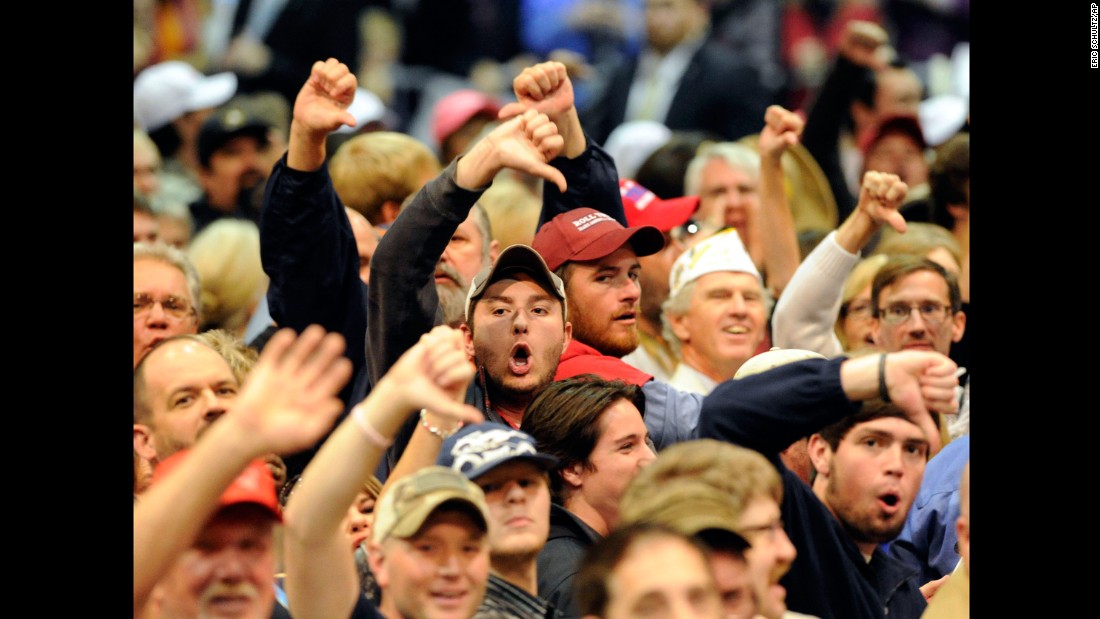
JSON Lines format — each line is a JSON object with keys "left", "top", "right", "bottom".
{"left": 883, "top": 444, "right": 905, "bottom": 476}
{"left": 775, "top": 527, "right": 797, "bottom": 565}
{"left": 622, "top": 276, "right": 641, "bottom": 304}
{"left": 505, "top": 480, "right": 527, "bottom": 504}
{"left": 348, "top": 511, "right": 372, "bottom": 536}
{"left": 211, "top": 547, "right": 250, "bottom": 582}
{"left": 201, "top": 390, "right": 228, "bottom": 424}
{"left": 512, "top": 310, "right": 529, "bottom": 334}
{"left": 639, "top": 442, "right": 658, "bottom": 466}
{"left": 437, "top": 549, "right": 464, "bottom": 577}
{"left": 144, "top": 301, "right": 170, "bottom": 326}
{"left": 727, "top": 292, "right": 747, "bottom": 316}
{"left": 905, "top": 310, "right": 929, "bottom": 334}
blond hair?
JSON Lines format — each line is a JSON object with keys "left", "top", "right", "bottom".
{"left": 187, "top": 220, "right": 266, "bottom": 335}
{"left": 329, "top": 132, "right": 440, "bottom": 224}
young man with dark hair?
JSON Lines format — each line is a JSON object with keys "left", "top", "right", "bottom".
{"left": 520, "top": 375, "right": 657, "bottom": 618}
{"left": 699, "top": 349, "right": 960, "bottom": 618}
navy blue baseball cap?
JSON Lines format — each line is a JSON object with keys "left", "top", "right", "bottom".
{"left": 437, "top": 422, "right": 558, "bottom": 480}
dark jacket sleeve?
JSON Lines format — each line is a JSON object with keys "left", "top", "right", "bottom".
{"left": 366, "top": 160, "right": 486, "bottom": 472}
{"left": 539, "top": 135, "right": 626, "bottom": 228}
{"left": 259, "top": 155, "right": 367, "bottom": 394}
{"left": 698, "top": 356, "right": 859, "bottom": 455}
{"left": 800, "top": 55, "right": 868, "bottom": 220}
{"left": 367, "top": 159, "right": 486, "bottom": 384}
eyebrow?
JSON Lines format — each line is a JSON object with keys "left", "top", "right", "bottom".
{"left": 482, "top": 293, "right": 556, "bottom": 305}
{"left": 167, "top": 379, "right": 237, "bottom": 400}
{"left": 855, "top": 428, "right": 930, "bottom": 447}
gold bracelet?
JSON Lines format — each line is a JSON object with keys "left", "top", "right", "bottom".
{"left": 419, "top": 409, "right": 462, "bottom": 440}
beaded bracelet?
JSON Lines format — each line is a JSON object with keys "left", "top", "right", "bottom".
{"left": 420, "top": 409, "right": 463, "bottom": 440}
{"left": 878, "top": 353, "right": 891, "bottom": 403}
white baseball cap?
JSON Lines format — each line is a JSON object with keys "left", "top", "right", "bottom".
{"left": 134, "top": 61, "right": 238, "bottom": 131}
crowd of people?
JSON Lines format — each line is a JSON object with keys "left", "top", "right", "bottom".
{"left": 134, "top": 3, "right": 970, "bottom": 619}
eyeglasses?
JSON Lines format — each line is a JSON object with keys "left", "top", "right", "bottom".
{"left": 134, "top": 293, "right": 195, "bottom": 319}
{"left": 876, "top": 301, "right": 950, "bottom": 325}
{"left": 668, "top": 219, "right": 718, "bottom": 248}
{"left": 840, "top": 300, "right": 873, "bottom": 321}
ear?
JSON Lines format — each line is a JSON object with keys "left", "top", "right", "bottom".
{"left": 945, "top": 203, "right": 969, "bottom": 222}
{"left": 380, "top": 200, "right": 402, "bottom": 225}
{"left": 950, "top": 309, "right": 966, "bottom": 343}
{"left": 850, "top": 100, "right": 874, "bottom": 135}
{"left": 134, "top": 424, "right": 158, "bottom": 463}
{"left": 562, "top": 321, "right": 573, "bottom": 354}
{"left": 560, "top": 460, "right": 586, "bottom": 490}
{"left": 366, "top": 541, "right": 389, "bottom": 588}
{"left": 488, "top": 239, "right": 501, "bottom": 263}
{"left": 460, "top": 322, "right": 476, "bottom": 360}
{"left": 669, "top": 312, "right": 691, "bottom": 343}
{"left": 807, "top": 434, "right": 832, "bottom": 480}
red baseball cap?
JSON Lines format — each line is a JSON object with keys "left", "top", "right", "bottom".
{"left": 859, "top": 114, "right": 928, "bottom": 156}
{"left": 152, "top": 449, "right": 282, "bottom": 522}
{"left": 532, "top": 207, "right": 665, "bottom": 271}
{"left": 619, "top": 179, "right": 700, "bottom": 232}
{"left": 432, "top": 89, "right": 502, "bottom": 146}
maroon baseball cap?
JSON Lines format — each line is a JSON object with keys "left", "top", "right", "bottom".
{"left": 620, "top": 179, "right": 700, "bottom": 232}
{"left": 152, "top": 449, "right": 282, "bottom": 522}
{"left": 532, "top": 207, "right": 665, "bottom": 271}
{"left": 859, "top": 114, "right": 928, "bottom": 156}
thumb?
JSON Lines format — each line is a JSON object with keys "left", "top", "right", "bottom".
{"left": 528, "top": 162, "right": 568, "bottom": 193}
{"left": 422, "top": 393, "right": 486, "bottom": 426}
{"left": 498, "top": 102, "right": 527, "bottom": 121}
{"left": 337, "top": 111, "right": 358, "bottom": 129}
{"left": 882, "top": 210, "right": 908, "bottom": 233}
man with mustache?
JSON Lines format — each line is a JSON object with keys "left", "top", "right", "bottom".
{"left": 134, "top": 325, "right": 353, "bottom": 619}
{"left": 189, "top": 103, "right": 272, "bottom": 235}
{"left": 369, "top": 59, "right": 631, "bottom": 473}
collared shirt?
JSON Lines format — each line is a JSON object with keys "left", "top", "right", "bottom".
{"left": 668, "top": 362, "right": 718, "bottom": 396}
{"left": 476, "top": 573, "right": 561, "bottom": 619}
{"left": 624, "top": 34, "right": 707, "bottom": 123}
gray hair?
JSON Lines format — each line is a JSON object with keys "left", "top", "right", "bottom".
{"left": 134, "top": 241, "right": 203, "bottom": 324}
{"left": 660, "top": 280, "right": 697, "bottom": 356}
{"left": 659, "top": 278, "right": 774, "bottom": 355}
{"left": 471, "top": 201, "right": 494, "bottom": 263}
{"left": 683, "top": 142, "right": 760, "bottom": 196}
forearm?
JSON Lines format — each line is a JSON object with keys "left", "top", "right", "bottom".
{"left": 281, "top": 383, "right": 404, "bottom": 619}
{"left": 377, "top": 410, "right": 456, "bottom": 501}
{"left": 833, "top": 206, "right": 880, "bottom": 254}
{"left": 367, "top": 161, "right": 483, "bottom": 384}
{"left": 134, "top": 416, "right": 268, "bottom": 609}
{"left": 286, "top": 120, "right": 327, "bottom": 171}
{"left": 771, "top": 231, "right": 856, "bottom": 356}
{"left": 540, "top": 135, "right": 625, "bottom": 227}
{"left": 261, "top": 157, "right": 364, "bottom": 339}
{"left": 756, "top": 155, "right": 801, "bottom": 297}
{"left": 699, "top": 357, "right": 858, "bottom": 453}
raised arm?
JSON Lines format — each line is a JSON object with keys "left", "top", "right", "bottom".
{"left": 754, "top": 105, "right": 805, "bottom": 297}
{"left": 503, "top": 61, "right": 626, "bottom": 227}
{"left": 134, "top": 326, "right": 352, "bottom": 613}
{"left": 801, "top": 20, "right": 893, "bottom": 218}
{"left": 368, "top": 109, "right": 565, "bottom": 467}
{"left": 771, "top": 171, "right": 908, "bottom": 355}
{"left": 282, "top": 326, "right": 483, "bottom": 619}
{"left": 259, "top": 59, "right": 366, "bottom": 406}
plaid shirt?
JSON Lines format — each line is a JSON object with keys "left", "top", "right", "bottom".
{"left": 475, "top": 573, "right": 560, "bottom": 619}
